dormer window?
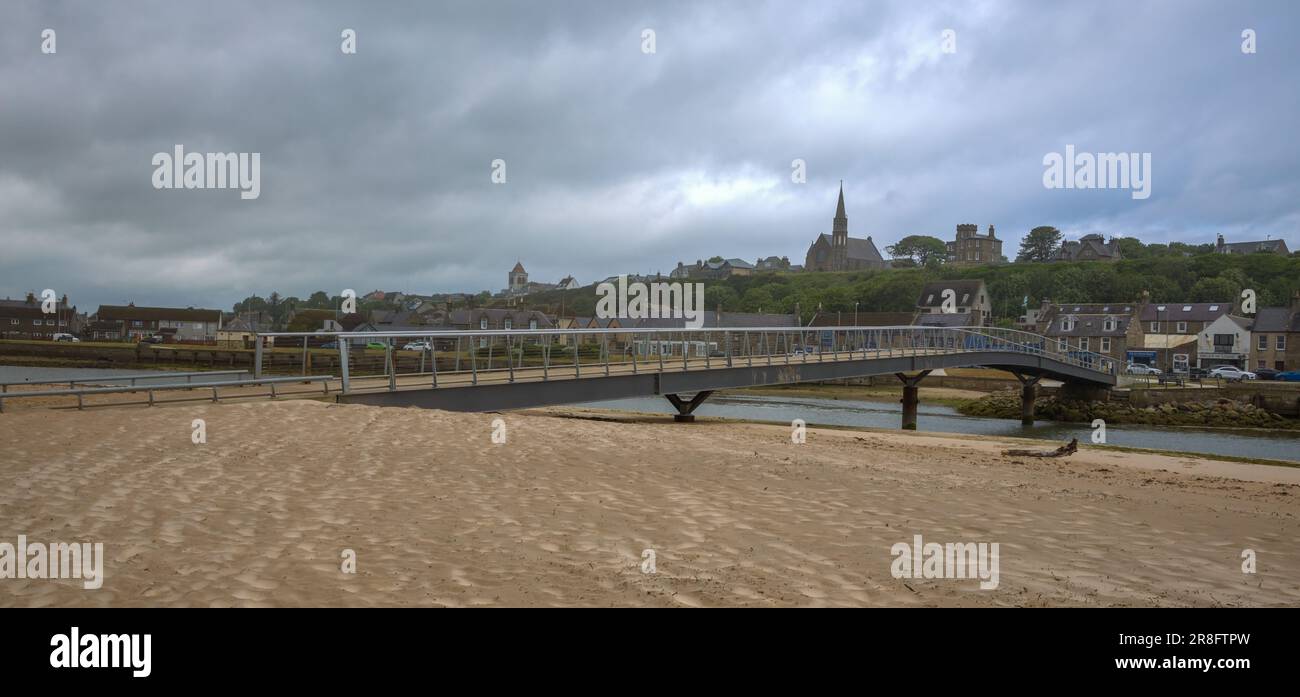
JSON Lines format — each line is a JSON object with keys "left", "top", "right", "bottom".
{"left": 1103, "top": 317, "right": 1116, "bottom": 332}
{"left": 480, "top": 317, "right": 488, "bottom": 330}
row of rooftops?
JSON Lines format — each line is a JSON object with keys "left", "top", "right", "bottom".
{"left": 1037, "top": 293, "right": 1300, "bottom": 338}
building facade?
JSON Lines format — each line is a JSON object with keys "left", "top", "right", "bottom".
{"left": 945, "top": 224, "right": 1003, "bottom": 265}
{"left": 1054, "top": 234, "right": 1122, "bottom": 262}
{"left": 1036, "top": 303, "right": 1133, "bottom": 368}
{"left": 1248, "top": 293, "right": 1300, "bottom": 371}
{"left": 0, "top": 294, "right": 78, "bottom": 340}
{"left": 913, "top": 279, "right": 992, "bottom": 327}
{"left": 508, "top": 262, "right": 528, "bottom": 292}
{"left": 95, "top": 304, "right": 223, "bottom": 342}
{"left": 1214, "top": 234, "right": 1290, "bottom": 256}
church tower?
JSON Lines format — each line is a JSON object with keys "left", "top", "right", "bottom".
{"left": 831, "top": 181, "right": 848, "bottom": 270}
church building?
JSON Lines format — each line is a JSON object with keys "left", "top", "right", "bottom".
{"left": 804, "top": 183, "right": 887, "bottom": 272}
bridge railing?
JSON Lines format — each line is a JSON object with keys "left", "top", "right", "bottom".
{"left": 253, "top": 325, "right": 1115, "bottom": 394}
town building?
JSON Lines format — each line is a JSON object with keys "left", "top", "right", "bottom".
{"left": 1053, "top": 233, "right": 1122, "bottom": 262}
{"left": 1214, "top": 234, "right": 1290, "bottom": 256}
{"left": 945, "top": 224, "right": 1003, "bottom": 265}
{"left": 1196, "top": 314, "right": 1252, "bottom": 370}
{"left": 508, "top": 262, "right": 529, "bottom": 293}
{"left": 754, "top": 256, "right": 796, "bottom": 272}
{"left": 0, "top": 293, "right": 78, "bottom": 340}
{"left": 94, "top": 304, "right": 223, "bottom": 343}
{"left": 1248, "top": 293, "right": 1300, "bottom": 372}
{"left": 804, "top": 184, "right": 887, "bottom": 272}
{"left": 1128, "top": 294, "right": 1234, "bottom": 371}
{"left": 1036, "top": 303, "right": 1133, "bottom": 368}
{"left": 670, "top": 258, "right": 755, "bottom": 279}
{"left": 913, "top": 280, "right": 992, "bottom": 327}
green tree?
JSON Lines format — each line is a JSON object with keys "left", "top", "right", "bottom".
{"left": 885, "top": 235, "right": 947, "bottom": 268}
{"left": 1016, "top": 226, "right": 1063, "bottom": 262}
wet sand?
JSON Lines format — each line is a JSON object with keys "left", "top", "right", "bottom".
{"left": 1, "top": 399, "right": 1297, "bottom": 607}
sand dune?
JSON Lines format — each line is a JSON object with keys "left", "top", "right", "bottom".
{"left": 1, "top": 399, "right": 1296, "bottom": 607}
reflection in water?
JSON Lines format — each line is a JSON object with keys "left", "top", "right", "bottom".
{"left": 578, "top": 393, "right": 1300, "bottom": 464}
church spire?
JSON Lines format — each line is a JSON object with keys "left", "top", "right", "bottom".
{"left": 832, "top": 181, "right": 848, "bottom": 249}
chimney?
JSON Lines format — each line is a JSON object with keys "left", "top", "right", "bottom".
{"left": 988, "top": 224, "right": 996, "bottom": 239}
{"left": 25, "top": 292, "right": 35, "bottom": 304}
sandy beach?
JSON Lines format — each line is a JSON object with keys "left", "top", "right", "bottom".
{"left": 1, "top": 399, "right": 1297, "bottom": 607}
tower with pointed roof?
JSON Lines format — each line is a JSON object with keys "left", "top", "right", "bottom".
{"left": 831, "top": 181, "right": 848, "bottom": 269}
{"left": 803, "top": 183, "right": 886, "bottom": 273}
{"left": 508, "top": 261, "right": 528, "bottom": 292}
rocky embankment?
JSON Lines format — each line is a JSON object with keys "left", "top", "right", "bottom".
{"left": 958, "top": 390, "right": 1300, "bottom": 429}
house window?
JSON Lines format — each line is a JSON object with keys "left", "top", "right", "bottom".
{"left": 1080, "top": 338, "right": 1090, "bottom": 351}
{"left": 1259, "top": 335, "right": 1269, "bottom": 351}
{"left": 504, "top": 318, "right": 512, "bottom": 330}
{"left": 529, "top": 319, "right": 537, "bottom": 330}
{"left": 479, "top": 318, "right": 488, "bottom": 330}
{"left": 133, "top": 320, "right": 143, "bottom": 327}
{"left": 1103, "top": 318, "right": 1115, "bottom": 331}
{"left": 1149, "top": 322, "right": 1159, "bottom": 332}
{"left": 1213, "top": 334, "right": 1235, "bottom": 352}
{"left": 1279, "top": 336, "right": 1287, "bottom": 351}
{"left": 8, "top": 319, "right": 17, "bottom": 325}
{"left": 1060, "top": 318, "right": 1071, "bottom": 331}
{"left": 1176, "top": 322, "right": 1187, "bottom": 333}
{"left": 1057, "top": 338, "right": 1067, "bottom": 352}
{"left": 1101, "top": 338, "right": 1111, "bottom": 353}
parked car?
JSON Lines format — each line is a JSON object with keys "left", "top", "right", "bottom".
{"left": 1125, "top": 363, "right": 1161, "bottom": 375}
{"left": 320, "top": 341, "right": 338, "bottom": 350}
{"left": 1254, "top": 368, "right": 1281, "bottom": 381}
{"left": 365, "top": 341, "right": 389, "bottom": 350}
{"left": 1189, "top": 366, "right": 1209, "bottom": 380}
{"left": 402, "top": 341, "right": 432, "bottom": 352}
{"left": 52, "top": 333, "right": 80, "bottom": 342}
{"left": 1276, "top": 371, "right": 1300, "bottom": 382}
{"left": 141, "top": 335, "right": 165, "bottom": 344}
{"left": 1209, "top": 366, "right": 1256, "bottom": 380}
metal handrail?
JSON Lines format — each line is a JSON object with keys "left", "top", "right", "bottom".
{"left": 0, "top": 369, "right": 249, "bottom": 389}
{"left": 0, "top": 374, "right": 334, "bottom": 412}
{"left": 251, "top": 325, "right": 1115, "bottom": 397}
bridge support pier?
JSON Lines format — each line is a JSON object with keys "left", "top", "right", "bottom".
{"left": 1011, "top": 372, "right": 1042, "bottom": 426}
{"left": 895, "top": 371, "right": 931, "bottom": 430}
{"left": 665, "top": 391, "right": 713, "bottom": 422}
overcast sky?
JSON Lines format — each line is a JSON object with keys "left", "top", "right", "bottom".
{"left": 2, "top": 1, "right": 1298, "bottom": 311}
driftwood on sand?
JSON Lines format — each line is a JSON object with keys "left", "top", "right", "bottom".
{"left": 1002, "top": 438, "right": 1078, "bottom": 458}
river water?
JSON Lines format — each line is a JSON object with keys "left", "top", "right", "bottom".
{"left": 577, "top": 394, "right": 1300, "bottom": 464}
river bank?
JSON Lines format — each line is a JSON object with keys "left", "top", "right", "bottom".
{"left": 960, "top": 390, "right": 1300, "bottom": 430}
{"left": 2, "top": 399, "right": 1297, "bottom": 607}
